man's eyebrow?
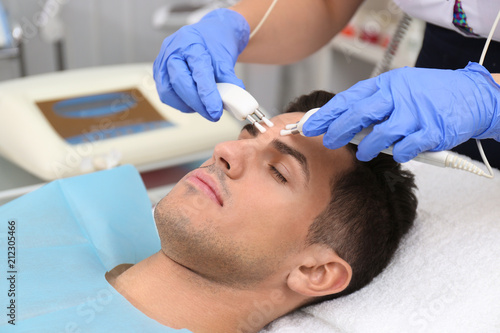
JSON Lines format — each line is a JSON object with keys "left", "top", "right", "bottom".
{"left": 271, "top": 139, "right": 310, "bottom": 183}
{"left": 240, "top": 124, "right": 310, "bottom": 182}
{"left": 241, "top": 124, "right": 258, "bottom": 137}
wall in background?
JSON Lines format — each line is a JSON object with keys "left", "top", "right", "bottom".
{"left": 0, "top": 0, "right": 171, "bottom": 78}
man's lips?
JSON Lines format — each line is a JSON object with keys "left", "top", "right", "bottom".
{"left": 186, "top": 169, "right": 224, "bottom": 206}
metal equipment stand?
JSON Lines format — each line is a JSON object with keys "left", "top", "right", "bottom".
{"left": 0, "top": 20, "right": 26, "bottom": 77}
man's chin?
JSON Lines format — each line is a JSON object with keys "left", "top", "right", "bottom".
{"left": 153, "top": 197, "right": 276, "bottom": 289}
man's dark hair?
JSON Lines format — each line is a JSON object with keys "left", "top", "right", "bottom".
{"left": 284, "top": 90, "right": 418, "bottom": 301}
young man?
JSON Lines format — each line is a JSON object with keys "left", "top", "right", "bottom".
{"left": 106, "top": 91, "right": 418, "bottom": 332}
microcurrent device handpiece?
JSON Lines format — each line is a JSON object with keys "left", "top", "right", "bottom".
{"left": 216, "top": 83, "right": 274, "bottom": 133}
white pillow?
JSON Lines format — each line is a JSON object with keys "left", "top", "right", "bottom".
{"left": 262, "top": 160, "right": 500, "bottom": 333}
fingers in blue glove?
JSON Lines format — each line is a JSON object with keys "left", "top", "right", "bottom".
{"left": 184, "top": 44, "right": 226, "bottom": 121}
{"left": 166, "top": 54, "right": 219, "bottom": 121}
{"left": 213, "top": 60, "right": 246, "bottom": 90}
{"left": 302, "top": 78, "right": 380, "bottom": 138}
{"left": 154, "top": 57, "right": 197, "bottom": 115}
{"left": 321, "top": 91, "right": 395, "bottom": 150}
{"left": 392, "top": 130, "right": 441, "bottom": 163}
{"left": 356, "top": 124, "right": 406, "bottom": 162}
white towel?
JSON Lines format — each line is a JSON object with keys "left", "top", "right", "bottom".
{"left": 262, "top": 160, "right": 500, "bottom": 333}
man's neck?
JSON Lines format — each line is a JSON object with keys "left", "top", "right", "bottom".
{"left": 107, "top": 251, "right": 302, "bottom": 333}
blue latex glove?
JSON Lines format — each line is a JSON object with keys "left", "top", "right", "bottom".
{"left": 153, "top": 8, "right": 250, "bottom": 121}
{"left": 302, "top": 62, "right": 500, "bottom": 162}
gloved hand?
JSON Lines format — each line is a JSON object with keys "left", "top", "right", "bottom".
{"left": 302, "top": 62, "right": 500, "bottom": 162}
{"left": 153, "top": 8, "right": 250, "bottom": 121}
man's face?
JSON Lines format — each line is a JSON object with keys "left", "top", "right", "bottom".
{"left": 154, "top": 112, "right": 354, "bottom": 288}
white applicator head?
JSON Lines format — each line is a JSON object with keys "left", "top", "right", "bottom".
{"left": 216, "top": 83, "right": 274, "bottom": 132}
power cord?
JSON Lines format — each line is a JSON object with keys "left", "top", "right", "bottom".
{"left": 471, "top": 7, "right": 500, "bottom": 179}
{"left": 249, "top": 0, "right": 279, "bottom": 39}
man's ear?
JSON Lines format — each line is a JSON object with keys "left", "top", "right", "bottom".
{"left": 287, "top": 244, "right": 352, "bottom": 297}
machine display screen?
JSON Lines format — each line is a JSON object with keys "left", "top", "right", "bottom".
{"left": 36, "top": 88, "right": 173, "bottom": 144}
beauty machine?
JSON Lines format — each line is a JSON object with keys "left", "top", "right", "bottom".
{"left": 0, "top": 64, "right": 243, "bottom": 180}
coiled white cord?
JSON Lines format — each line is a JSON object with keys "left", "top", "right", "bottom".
{"left": 370, "top": 13, "right": 413, "bottom": 78}
{"left": 444, "top": 152, "right": 492, "bottom": 178}
{"left": 249, "top": 0, "right": 278, "bottom": 39}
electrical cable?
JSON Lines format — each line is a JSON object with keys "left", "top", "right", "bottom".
{"left": 370, "top": 13, "right": 413, "bottom": 78}
{"left": 471, "top": 8, "right": 500, "bottom": 179}
{"left": 249, "top": 0, "right": 278, "bottom": 39}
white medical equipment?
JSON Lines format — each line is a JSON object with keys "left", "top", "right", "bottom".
{"left": 152, "top": 0, "right": 277, "bottom": 36}
{"left": 152, "top": 0, "right": 240, "bottom": 29}
{"left": 0, "top": 64, "right": 242, "bottom": 181}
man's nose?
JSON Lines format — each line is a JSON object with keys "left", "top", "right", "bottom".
{"left": 212, "top": 140, "right": 255, "bottom": 179}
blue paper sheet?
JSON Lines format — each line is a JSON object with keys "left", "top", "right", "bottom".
{"left": 0, "top": 165, "right": 190, "bottom": 332}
